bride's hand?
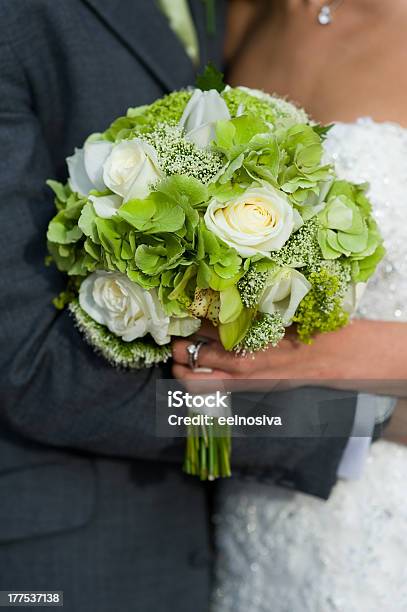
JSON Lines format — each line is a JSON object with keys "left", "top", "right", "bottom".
{"left": 172, "top": 320, "right": 407, "bottom": 394}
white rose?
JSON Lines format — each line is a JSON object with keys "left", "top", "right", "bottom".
{"left": 204, "top": 183, "right": 303, "bottom": 258}
{"left": 179, "top": 88, "right": 231, "bottom": 148}
{"left": 103, "top": 138, "right": 163, "bottom": 202}
{"left": 79, "top": 271, "right": 171, "bottom": 345}
{"left": 67, "top": 138, "right": 112, "bottom": 197}
{"left": 259, "top": 267, "right": 311, "bottom": 324}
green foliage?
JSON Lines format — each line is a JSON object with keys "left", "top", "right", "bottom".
{"left": 196, "top": 220, "right": 243, "bottom": 290}
{"left": 195, "top": 62, "right": 226, "bottom": 93}
{"left": 219, "top": 307, "right": 254, "bottom": 351}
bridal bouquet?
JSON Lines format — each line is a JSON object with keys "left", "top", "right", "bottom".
{"left": 46, "top": 67, "right": 385, "bottom": 480}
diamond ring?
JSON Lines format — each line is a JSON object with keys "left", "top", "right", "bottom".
{"left": 186, "top": 340, "right": 205, "bottom": 370}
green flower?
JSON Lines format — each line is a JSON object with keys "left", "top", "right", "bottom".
{"left": 293, "top": 265, "right": 350, "bottom": 343}
{"left": 277, "top": 124, "right": 332, "bottom": 207}
{"left": 103, "top": 91, "right": 193, "bottom": 142}
{"left": 317, "top": 181, "right": 384, "bottom": 280}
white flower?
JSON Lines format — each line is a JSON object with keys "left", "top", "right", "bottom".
{"left": 103, "top": 138, "right": 163, "bottom": 201}
{"left": 179, "top": 88, "right": 231, "bottom": 148}
{"left": 204, "top": 183, "right": 303, "bottom": 258}
{"left": 168, "top": 315, "right": 201, "bottom": 337}
{"left": 88, "top": 194, "right": 123, "bottom": 219}
{"left": 259, "top": 268, "right": 311, "bottom": 324}
{"left": 67, "top": 138, "right": 112, "bottom": 197}
{"left": 342, "top": 282, "right": 367, "bottom": 315}
{"left": 79, "top": 271, "right": 171, "bottom": 345}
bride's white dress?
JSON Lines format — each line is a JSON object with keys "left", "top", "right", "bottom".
{"left": 212, "top": 119, "right": 407, "bottom": 612}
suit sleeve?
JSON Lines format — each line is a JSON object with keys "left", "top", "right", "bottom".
{"left": 0, "top": 40, "right": 185, "bottom": 462}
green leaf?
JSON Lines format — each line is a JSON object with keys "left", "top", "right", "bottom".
{"left": 117, "top": 197, "right": 157, "bottom": 230}
{"left": 219, "top": 308, "right": 254, "bottom": 351}
{"left": 197, "top": 260, "right": 212, "bottom": 288}
{"left": 78, "top": 202, "right": 100, "bottom": 243}
{"left": 127, "top": 268, "right": 160, "bottom": 288}
{"left": 47, "top": 221, "right": 83, "bottom": 244}
{"left": 195, "top": 62, "right": 226, "bottom": 93}
{"left": 219, "top": 286, "right": 243, "bottom": 324}
{"left": 47, "top": 180, "right": 69, "bottom": 204}
{"left": 95, "top": 218, "right": 122, "bottom": 258}
{"left": 118, "top": 193, "right": 185, "bottom": 234}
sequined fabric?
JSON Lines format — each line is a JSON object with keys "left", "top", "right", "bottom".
{"left": 324, "top": 119, "right": 407, "bottom": 322}
{"left": 213, "top": 120, "right": 407, "bottom": 612}
{"left": 213, "top": 442, "right": 407, "bottom": 612}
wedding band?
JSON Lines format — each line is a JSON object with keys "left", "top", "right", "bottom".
{"left": 186, "top": 340, "right": 205, "bottom": 370}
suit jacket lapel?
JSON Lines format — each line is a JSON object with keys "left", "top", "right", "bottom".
{"left": 81, "top": 0, "right": 196, "bottom": 91}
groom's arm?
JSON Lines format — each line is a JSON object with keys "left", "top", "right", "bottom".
{"left": 0, "top": 40, "right": 184, "bottom": 462}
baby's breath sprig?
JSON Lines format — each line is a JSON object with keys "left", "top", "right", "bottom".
{"left": 144, "top": 124, "right": 224, "bottom": 184}
{"left": 237, "top": 267, "right": 269, "bottom": 309}
{"left": 69, "top": 300, "right": 171, "bottom": 368}
{"left": 237, "top": 313, "right": 286, "bottom": 353}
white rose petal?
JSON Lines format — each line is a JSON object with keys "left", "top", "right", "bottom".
{"left": 168, "top": 316, "right": 201, "bottom": 337}
{"left": 84, "top": 139, "right": 113, "bottom": 192}
{"left": 79, "top": 271, "right": 171, "bottom": 345}
{"left": 343, "top": 282, "right": 367, "bottom": 315}
{"left": 67, "top": 148, "right": 95, "bottom": 197}
{"left": 89, "top": 194, "right": 123, "bottom": 219}
{"left": 103, "top": 139, "right": 163, "bottom": 202}
{"left": 179, "top": 88, "right": 231, "bottom": 148}
{"left": 259, "top": 268, "right": 311, "bottom": 324}
{"left": 204, "top": 183, "right": 298, "bottom": 258}
{"left": 67, "top": 139, "right": 113, "bottom": 197}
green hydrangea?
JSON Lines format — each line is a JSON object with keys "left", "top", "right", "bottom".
{"left": 317, "top": 180, "right": 385, "bottom": 281}
{"left": 222, "top": 88, "right": 277, "bottom": 123}
{"left": 103, "top": 90, "right": 192, "bottom": 141}
{"left": 277, "top": 123, "right": 333, "bottom": 206}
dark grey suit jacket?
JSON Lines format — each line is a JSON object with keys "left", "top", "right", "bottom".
{"left": 0, "top": 2, "right": 227, "bottom": 610}
{"left": 0, "top": 1, "right": 356, "bottom": 610}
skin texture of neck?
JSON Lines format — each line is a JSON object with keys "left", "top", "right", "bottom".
{"left": 226, "top": 0, "right": 407, "bottom": 126}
